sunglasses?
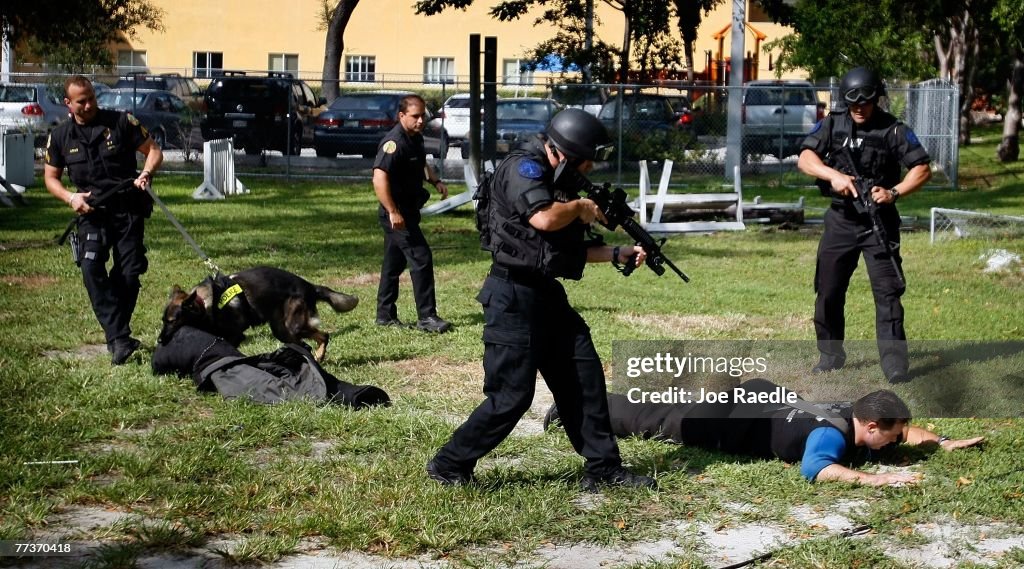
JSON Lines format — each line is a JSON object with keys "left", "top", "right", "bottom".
{"left": 592, "top": 143, "right": 615, "bottom": 162}
{"left": 843, "top": 86, "right": 878, "bottom": 104}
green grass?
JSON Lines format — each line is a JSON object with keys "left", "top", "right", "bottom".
{"left": 1, "top": 125, "right": 1023, "bottom": 566}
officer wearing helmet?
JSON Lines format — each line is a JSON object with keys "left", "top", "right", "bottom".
{"left": 798, "top": 67, "right": 932, "bottom": 383}
{"left": 428, "top": 108, "right": 656, "bottom": 492}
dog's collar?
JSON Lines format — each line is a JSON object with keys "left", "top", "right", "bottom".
{"left": 217, "top": 283, "right": 244, "bottom": 309}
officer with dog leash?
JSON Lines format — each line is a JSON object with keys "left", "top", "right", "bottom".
{"left": 372, "top": 94, "right": 452, "bottom": 333}
{"left": 44, "top": 75, "right": 163, "bottom": 365}
{"left": 428, "top": 109, "right": 655, "bottom": 491}
{"left": 544, "top": 378, "right": 984, "bottom": 486}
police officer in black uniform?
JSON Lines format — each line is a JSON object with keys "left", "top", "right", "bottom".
{"left": 798, "top": 67, "right": 931, "bottom": 383}
{"left": 553, "top": 378, "right": 983, "bottom": 486}
{"left": 427, "top": 108, "right": 656, "bottom": 492}
{"left": 373, "top": 94, "right": 452, "bottom": 333}
{"left": 44, "top": 75, "right": 163, "bottom": 365}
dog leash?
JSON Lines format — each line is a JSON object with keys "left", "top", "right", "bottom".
{"left": 143, "top": 183, "right": 223, "bottom": 275}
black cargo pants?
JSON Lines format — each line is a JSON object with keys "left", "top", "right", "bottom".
{"left": 814, "top": 204, "right": 908, "bottom": 377}
{"left": 77, "top": 210, "right": 148, "bottom": 345}
{"left": 433, "top": 267, "right": 623, "bottom": 478}
{"left": 376, "top": 207, "right": 438, "bottom": 321}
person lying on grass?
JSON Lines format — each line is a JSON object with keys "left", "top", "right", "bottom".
{"left": 544, "top": 377, "right": 984, "bottom": 487}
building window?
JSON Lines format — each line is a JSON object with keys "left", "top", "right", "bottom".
{"left": 268, "top": 53, "right": 299, "bottom": 75}
{"left": 747, "top": 1, "right": 771, "bottom": 22}
{"left": 193, "top": 51, "right": 223, "bottom": 78}
{"left": 423, "top": 57, "right": 455, "bottom": 84}
{"left": 503, "top": 59, "right": 534, "bottom": 86}
{"left": 345, "top": 55, "right": 376, "bottom": 82}
{"left": 117, "top": 50, "right": 147, "bottom": 73}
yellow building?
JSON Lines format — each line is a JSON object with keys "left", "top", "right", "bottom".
{"left": 15, "top": 0, "right": 804, "bottom": 86}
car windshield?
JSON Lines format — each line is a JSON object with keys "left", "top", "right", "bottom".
{"left": 745, "top": 87, "right": 816, "bottom": 106}
{"left": 98, "top": 92, "right": 146, "bottom": 110}
{"left": 599, "top": 97, "right": 669, "bottom": 120}
{"left": 0, "top": 86, "right": 35, "bottom": 103}
{"left": 330, "top": 95, "right": 398, "bottom": 112}
{"left": 495, "top": 102, "right": 549, "bottom": 121}
{"left": 445, "top": 97, "right": 473, "bottom": 109}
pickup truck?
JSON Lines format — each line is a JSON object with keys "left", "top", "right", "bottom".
{"left": 742, "top": 80, "right": 823, "bottom": 159}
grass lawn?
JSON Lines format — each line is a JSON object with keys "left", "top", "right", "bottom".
{"left": 1, "top": 125, "right": 1022, "bottom": 568}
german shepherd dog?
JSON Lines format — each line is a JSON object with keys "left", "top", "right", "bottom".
{"left": 159, "top": 266, "right": 358, "bottom": 361}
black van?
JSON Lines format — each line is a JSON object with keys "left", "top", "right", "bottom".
{"left": 200, "top": 72, "right": 326, "bottom": 155}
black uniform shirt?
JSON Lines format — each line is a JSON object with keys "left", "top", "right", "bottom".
{"left": 373, "top": 122, "right": 429, "bottom": 214}
{"left": 45, "top": 109, "right": 149, "bottom": 197}
{"left": 489, "top": 138, "right": 589, "bottom": 279}
{"left": 801, "top": 110, "right": 930, "bottom": 204}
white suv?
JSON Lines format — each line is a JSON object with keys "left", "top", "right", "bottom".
{"left": 742, "top": 80, "right": 823, "bottom": 159}
{"left": 433, "top": 93, "right": 495, "bottom": 143}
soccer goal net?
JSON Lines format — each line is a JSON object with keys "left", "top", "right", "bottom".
{"left": 930, "top": 208, "right": 1024, "bottom": 244}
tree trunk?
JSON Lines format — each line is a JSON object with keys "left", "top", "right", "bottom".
{"left": 619, "top": 8, "right": 631, "bottom": 85}
{"left": 320, "top": 0, "right": 360, "bottom": 104}
{"left": 997, "top": 49, "right": 1023, "bottom": 163}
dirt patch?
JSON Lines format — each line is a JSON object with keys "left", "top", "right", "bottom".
{"left": 332, "top": 272, "right": 413, "bottom": 288}
{"left": 42, "top": 343, "right": 108, "bottom": 361}
{"left": 1, "top": 273, "right": 60, "bottom": 288}
{"left": 619, "top": 312, "right": 807, "bottom": 338}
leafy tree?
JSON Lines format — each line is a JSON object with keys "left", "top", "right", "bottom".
{"left": 992, "top": 0, "right": 1023, "bottom": 161}
{"left": 414, "top": 0, "right": 702, "bottom": 84}
{"left": 673, "top": 0, "right": 723, "bottom": 81}
{"left": 1, "top": 0, "right": 164, "bottom": 72}
{"left": 317, "top": 0, "right": 361, "bottom": 104}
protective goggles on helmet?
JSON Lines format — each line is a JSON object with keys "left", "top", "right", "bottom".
{"left": 843, "top": 86, "right": 878, "bottom": 104}
{"left": 592, "top": 143, "right": 615, "bottom": 162}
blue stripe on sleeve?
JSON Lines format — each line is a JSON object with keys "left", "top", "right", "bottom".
{"left": 800, "top": 426, "right": 847, "bottom": 481}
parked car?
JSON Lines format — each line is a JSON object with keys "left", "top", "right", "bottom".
{"left": 201, "top": 71, "right": 326, "bottom": 155}
{"left": 550, "top": 84, "right": 608, "bottom": 116}
{"left": 741, "top": 80, "right": 823, "bottom": 159}
{"left": 598, "top": 93, "right": 694, "bottom": 159}
{"left": 97, "top": 89, "right": 194, "bottom": 149}
{"left": 459, "top": 97, "right": 561, "bottom": 159}
{"left": 114, "top": 72, "right": 204, "bottom": 112}
{"left": 431, "top": 93, "right": 493, "bottom": 144}
{"left": 0, "top": 82, "right": 68, "bottom": 142}
{"left": 313, "top": 91, "right": 448, "bottom": 159}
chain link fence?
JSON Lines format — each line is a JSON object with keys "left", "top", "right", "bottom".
{"left": 2, "top": 69, "right": 959, "bottom": 192}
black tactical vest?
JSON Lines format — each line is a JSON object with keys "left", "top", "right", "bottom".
{"left": 482, "top": 145, "right": 588, "bottom": 280}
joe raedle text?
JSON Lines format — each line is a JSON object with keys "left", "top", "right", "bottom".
{"left": 626, "top": 385, "right": 798, "bottom": 405}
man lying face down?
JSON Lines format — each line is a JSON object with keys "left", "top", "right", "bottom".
{"left": 153, "top": 325, "right": 389, "bottom": 408}
{"left": 545, "top": 378, "right": 983, "bottom": 487}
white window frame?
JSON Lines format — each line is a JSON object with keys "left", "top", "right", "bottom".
{"left": 423, "top": 57, "right": 456, "bottom": 84}
{"left": 502, "top": 59, "right": 534, "bottom": 86}
{"left": 345, "top": 55, "right": 376, "bottom": 83}
{"left": 268, "top": 53, "right": 299, "bottom": 75}
{"left": 117, "top": 50, "right": 147, "bottom": 73}
{"left": 193, "top": 51, "right": 223, "bottom": 78}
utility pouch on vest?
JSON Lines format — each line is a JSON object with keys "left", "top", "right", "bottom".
{"left": 68, "top": 231, "right": 81, "bottom": 266}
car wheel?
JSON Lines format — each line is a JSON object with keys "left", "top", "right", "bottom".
{"left": 244, "top": 143, "right": 262, "bottom": 156}
{"left": 460, "top": 142, "right": 469, "bottom": 160}
{"left": 361, "top": 151, "right": 376, "bottom": 159}
{"left": 315, "top": 146, "right": 335, "bottom": 158}
{"left": 151, "top": 128, "right": 166, "bottom": 149}
{"left": 288, "top": 127, "right": 302, "bottom": 156}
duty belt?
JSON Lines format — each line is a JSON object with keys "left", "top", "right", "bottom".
{"left": 489, "top": 264, "right": 552, "bottom": 287}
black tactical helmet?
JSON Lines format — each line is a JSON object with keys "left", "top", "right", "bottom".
{"left": 545, "top": 108, "right": 614, "bottom": 161}
{"left": 840, "top": 67, "right": 886, "bottom": 104}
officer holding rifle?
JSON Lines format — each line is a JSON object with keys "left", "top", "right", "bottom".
{"left": 798, "top": 67, "right": 931, "bottom": 383}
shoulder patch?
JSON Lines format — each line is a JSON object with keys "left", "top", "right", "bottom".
{"left": 126, "top": 113, "right": 139, "bottom": 126}
{"left": 809, "top": 120, "right": 823, "bottom": 135}
{"left": 905, "top": 128, "right": 920, "bottom": 147}
{"left": 383, "top": 140, "right": 397, "bottom": 154}
{"left": 517, "top": 159, "right": 544, "bottom": 180}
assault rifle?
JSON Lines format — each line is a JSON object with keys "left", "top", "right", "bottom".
{"left": 833, "top": 147, "right": 905, "bottom": 287}
{"left": 563, "top": 170, "right": 689, "bottom": 282}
